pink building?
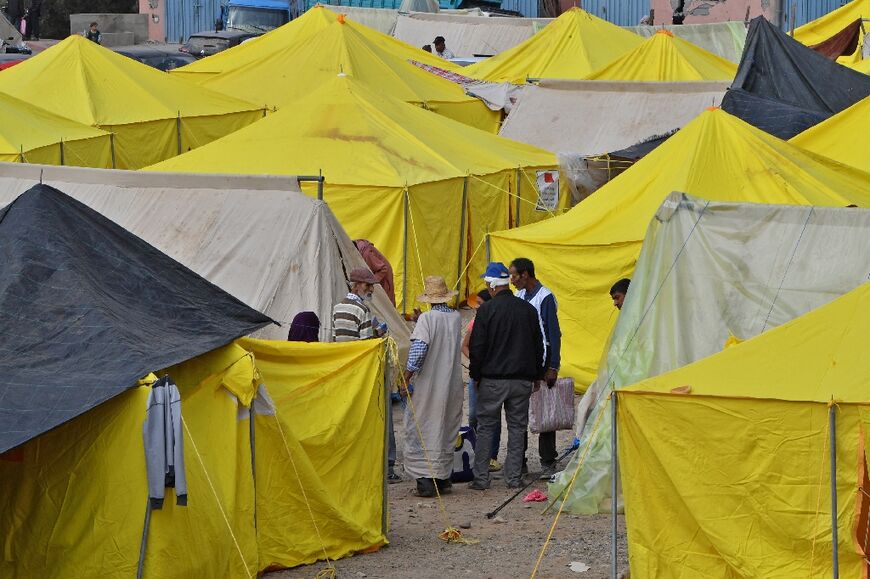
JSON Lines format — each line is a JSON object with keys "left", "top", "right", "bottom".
{"left": 139, "top": 0, "right": 167, "bottom": 42}
{"left": 651, "top": 0, "right": 780, "bottom": 25}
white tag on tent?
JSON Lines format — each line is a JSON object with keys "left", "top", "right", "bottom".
{"left": 535, "top": 170, "right": 560, "bottom": 212}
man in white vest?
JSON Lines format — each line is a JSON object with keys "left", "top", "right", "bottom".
{"left": 509, "top": 257, "right": 562, "bottom": 479}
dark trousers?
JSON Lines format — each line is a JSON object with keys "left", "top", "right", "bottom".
{"left": 524, "top": 430, "right": 558, "bottom": 468}
{"left": 26, "top": 12, "right": 39, "bottom": 38}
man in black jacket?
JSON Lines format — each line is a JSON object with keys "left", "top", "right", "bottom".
{"left": 468, "top": 262, "right": 544, "bottom": 490}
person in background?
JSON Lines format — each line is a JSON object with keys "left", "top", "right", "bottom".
{"left": 401, "top": 276, "right": 463, "bottom": 498}
{"left": 5, "top": 0, "right": 24, "bottom": 31}
{"left": 610, "top": 278, "right": 631, "bottom": 310}
{"left": 462, "top": 289, "right": 502, "bottom": 473}
{"left": 354, "top": 239, "right": 395, "bottom": 307}
{"left": 433, "top": 36, "right": 455, "bottom": 60}
{"left": 468, "top": 262, "right": 543, "bottom": 490}
{"left": 24, "top": 0, "right": 40, "bottom": 40}
{"left": 287, "top": 311, "right": 320, "bottom": 342}
{"left": 509, "top": 257, "right": 562, "bottom": 480}
{"left": 85, "top": 21, "right": 102, "bottom": 45}
{"left": 332, "top": 268, "right": 400, "bottom": 483}
{"left": 422, "top": 44, "right": 432, "bottom": 53}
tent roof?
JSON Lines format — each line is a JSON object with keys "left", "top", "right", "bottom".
{"left": 0, "top": 162, "right": 410, "bottom": 353}
{"left": 790, "top": 96, "right": 869, "bottom": 169}
{"left": 720, "top": 88, "right": 831, "bottom": 140}
{"left": 624, "top": 21, "right": 747, "bottom": 63}
{"left": 793, "top": 0, "right": 868, "bottom": 62}
{"left": 171, "top": 6, "right": 469, "bottom": 109}
{"left": 499, "top": 79, "right": 728, "bottom": 156}
{"left": 624, "top": 280, "right": 870, "bottom": 403}
{"left": 492, "top": 108, "right": 870, "bottom": 248}
{"left": 462, "top": 8, "right": 644, "bottom": 84}
{"left": 146, "top": 75, "right": 556, "bottom": 187}
{"left": 0, "top": 92, "right": 110, "bottom": 156}
{"left": 850, "top": 58, "right": 870, "bottom": 74}
{"left": 585, "top": 30, "right": 737, "bottom": 81}
{"left": 722, "top": 16, "right": 870, "bottom": 137}
{"left": 0, "top": 184, "right": 272, "bottom": 453}
{"left": 0, "top": 35, "right": 261, "bottom": 127}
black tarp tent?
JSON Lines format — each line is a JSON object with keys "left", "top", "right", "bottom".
{"left": 0, "top": 185, "right": 273, "bottom": 453}
{"left": 722, "top": 16, "right": 870, "bottom": 139}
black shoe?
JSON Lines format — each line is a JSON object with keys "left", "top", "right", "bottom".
{"left": 387, "top": 468, "right": 402, "bottom": 484}
{"left": 416, "top": 477, "right": 436, "bottom": 498}
{"left": 436, "top": 478, "right": 453, "bottom": 494}
{"left": 468, "top": 480, "right": 489, "bottom": 491}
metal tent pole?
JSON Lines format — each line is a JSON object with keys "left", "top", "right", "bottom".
{"left": 136, "top": 500, "right": 152, "bottom": 579}
{"left": 456, "top": 177, "right": 468, "bottom": 299}
{"left": 250, "top": 405, "right": 257, "bottom": 530}
{"left": 830, "top": 404, "right": 839, "bottom": 579}
{"left": 402, "top": 190, "right": 409, "bottom": 316}
{"left": 381, "top": 357, "right": 390, "bottom": 537}
{"left": 110, "top": 133, "right": 116, "bottom": 169}
{"left": 59, "top": 139, "right": 64, "bottom": 166}
{"left": 176, "top": 112, "right": 182, "bottom": 155}
{"left": 611, "top": 394, "right": 618, "bottom": 579}
{"left": 515, "top": 168, "right": 522, "bottom": 227}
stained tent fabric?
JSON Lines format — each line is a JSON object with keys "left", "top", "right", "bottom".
{"left": 584, "top": 30, "right": 737, "bottom": 81}
{"left": 790, "top": 96, "right": 870, "bottom": 170}
{"left": 488, "top": 108, "right": 870, "bottom": 388}
{"left": 793, "top": 0, "right": 869, "bottom": 65}
{"left": 0, "top": 163, "right": 409, "bottom": 354}
{"left": 722, "top": 16, "right": 870, "bottom": 139}
{"left": 147, "top": 76, "right": 566, "bottom": 311}
{"left": 618, "top": 281, "right": 870, "bottom": 577}
{"left": 0, "top": 184, "right": 272, "bottom": 454}
{"left": 0, "top": 92, "right": 113, "bottom": 167}
{"left": 551, "top": 194, "right": 870, "bottom": 516}
{"left": 0, "top": 337, "right": 389, "bottom": 577}
{"left": 462, "top": 8, "right": 644, "bottom": 84}
{"left": 0, "top": 35, "right": 264, "bottom": 169}
{"left": 171, "top": 7, "right": 497, "bottom": 133}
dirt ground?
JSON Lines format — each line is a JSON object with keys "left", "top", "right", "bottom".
{"left": 272, "top": 308, "right": 629, "bottom": 579}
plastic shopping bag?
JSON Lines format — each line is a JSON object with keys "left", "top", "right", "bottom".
{"left": 529, "top": 377, "right": 575, "bottom": 433}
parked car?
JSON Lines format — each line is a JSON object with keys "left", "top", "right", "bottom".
{"left": 112, "top": 45, "right": 196, "bottom": 71}
{"left": 180, "top": 30, "right": 259, "bottom": 59}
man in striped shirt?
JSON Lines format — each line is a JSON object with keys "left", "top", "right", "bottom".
{"left": 332, "top": 268, "right": 380, "bottom": 342}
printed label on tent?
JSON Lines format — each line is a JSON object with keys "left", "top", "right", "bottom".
{"left": 535, "top": 171, "right": 559, "bottom": 212}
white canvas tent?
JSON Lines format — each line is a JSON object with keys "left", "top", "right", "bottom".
{"left": 393, "top": 12, "right": 550, "bottom": 56}
{"left": 0, "top": 163, "right": 409, "bottom": 353}
{"left": 625, "top": 21, "right": 748, "bottom": 63}
{"left": 551, "top": 193, "right": 870, "bottom": 514}
{"left": 499, "top": 80, "right": 728, "bottom": 200}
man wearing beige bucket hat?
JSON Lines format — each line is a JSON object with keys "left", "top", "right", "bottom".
{"left": 401, "top": 276, "right": 463, "bottom": 498}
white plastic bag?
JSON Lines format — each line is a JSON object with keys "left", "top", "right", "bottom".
{"left": 529, "top": 377, "right": 575, "bottom": 433}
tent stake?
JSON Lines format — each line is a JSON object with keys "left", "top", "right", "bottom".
{"left": 137, "top": 500, "right": 152, "bottom": 579}
{"left": 830, "top": 404, "right": 839, "bottom": 579}
{"left": 611, "top": 394, "right": 618, "bottom": 579}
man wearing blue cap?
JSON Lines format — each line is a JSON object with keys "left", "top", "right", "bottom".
{"left": 468, "top": 262, "right": 544, "bottom": 490}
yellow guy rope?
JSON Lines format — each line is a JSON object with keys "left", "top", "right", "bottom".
{"left": 180, "top": 415, "right": 254, "bottom": 579}
{"left": 271, "top": 411, "right": 338, "bottom": 579}
{"left": 386, "top": 337, "right": 478, "bottom": 545}
{"left": 808, "top": 401, "right": 835, "bottom": 577}
{"left": 467, "top": 173, "right": 544, "bottom": 215}
{"left": 530, "top": 395, "right": 611, "bottom": 579}
{"left": 451, "top": 235, "right": 487, "bottom": 294}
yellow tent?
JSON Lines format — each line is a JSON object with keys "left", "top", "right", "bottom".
{"left": 0, "top": 92, "right": 113, "bottom": 167}
{"left": 147, "top": 76, "right": 567, "bottom": 311}
{"left": 0, "top": 35, "right": 264, "bottom": 169}
{"left": 585, "top": 29, "right": 737, "bottom": 81}
{"left": 617, "top": 281, "right": 870, "bottom": 577}
{"left": 462, "top": 8, "right": 644, "bottom": 84}
{"left": 489, "top": 108, "right": 870, "bottom": 388}
{"left": 849, "top": 58, "right": 870, "bottom": 74}
{"left": 0, "top": 338, "right": 388, "bottom": 577}
{"left": 793, "top": 0, "right": 868, "bottom": 65}
{"left": 171, "top": 7, "right": 495, "bottom": 132}
{"left": 791, "top": 96, "right": 870, "bottom": 170}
